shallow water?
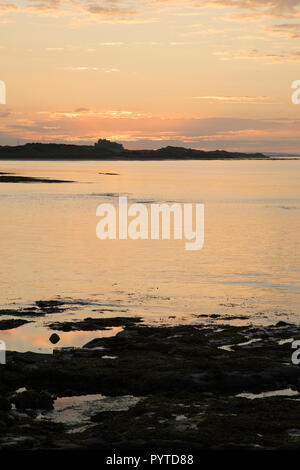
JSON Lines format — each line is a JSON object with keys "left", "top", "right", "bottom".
{"left": 37, "top": 394, "right": 142, "bottom": 433}
{"left": 0, "top": 160, "right": 299, "bottom": 352}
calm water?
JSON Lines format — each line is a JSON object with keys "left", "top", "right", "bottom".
{"left": 0, "top": 160, "right": 299, "bottom": 352}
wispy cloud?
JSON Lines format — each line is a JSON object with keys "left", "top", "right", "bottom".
{"left": 0, "top": 2, "right": 17, "bottom": 13}
{"left": 4, "top": 0, "right": 300, "bottom": 20}
{"left": 45, "top": 47, "right": 65, "bottom": 51}
{"left": 99, "top": 42, "right": 125, "bottom": 46}
{"left": 214, "top": 48, "right": 300, "bottom": 63}
{"left": 209, "top": 0, "right": 300, "bottom": 18}
{"left": 59, "top": 66, "right": 99, "bottom": 71}
{"left": 192, "top": 95, "right": 281, "bottom": 104}
{"left": 57, "top": 66, "right": 120, "bottom": 72}
{"left": 265, "top": 23, "right": 300, "bottom": 39}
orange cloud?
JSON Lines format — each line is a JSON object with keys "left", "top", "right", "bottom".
{"left": 3, "top": 110, "right": 300, "bottom": 152}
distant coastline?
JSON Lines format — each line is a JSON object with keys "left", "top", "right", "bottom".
{"left": 0, "top": 142, "right": 269, "bottom": 160}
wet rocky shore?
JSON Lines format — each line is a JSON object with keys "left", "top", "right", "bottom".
{"left": 1, "top": 314, "right": 300, "bottom": 451}
{"left": 0, "top": 172, "right": 73, "bottom": 183}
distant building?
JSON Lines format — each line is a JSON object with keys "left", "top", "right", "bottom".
{"left": 95, "top": 139, "right": 124, "bottom": 152}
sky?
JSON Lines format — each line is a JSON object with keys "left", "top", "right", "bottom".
{"left": 1, "top": 0, "right": 300, "bottom": 151}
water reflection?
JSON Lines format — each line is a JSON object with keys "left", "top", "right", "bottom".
{"left": 0, "top": 323, "right": 122, "bottom": 353}
{"left": 0, "top": 160, "right": 299, "bottom": 352}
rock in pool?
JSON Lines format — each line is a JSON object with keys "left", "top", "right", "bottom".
{"left": 49, "top": 333, "right": 60, "bottom": 344}
{"left": 14, "top": 391, "right": 54, "bottom": 410}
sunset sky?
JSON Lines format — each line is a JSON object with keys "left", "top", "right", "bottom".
{"left": 1, "top": 0, "right": 300, "bottom": 151}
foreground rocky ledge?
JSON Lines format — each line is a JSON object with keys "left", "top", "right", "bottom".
{"left": 1, "top": 321, "right": 300, "bottom": 450}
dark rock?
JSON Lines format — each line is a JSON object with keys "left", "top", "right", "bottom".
{"left": 49, "top": 333, "right": 60, "bottom": 344}
{"left": 2, "top": 321, "right": 300, "bottom": 449}
{"left": 0, "top": 319, "right": 30, "bottom": 330}
{"left": 49, "top": 316, "right": 143, "bottom": 332}
{"left": 116, "top": 329, "right": 139, "bottom": 339}
{"left": 83, "top": 338, "right": 105, "bottom": 349}
{"left": 36, "top": 300, "right": 66, "bottom": 314}
{"left": 36, "top": 300, "right": 64, "bottom": 309}
{"left": 274, "top": 321, "right": 293, "bottom": 327}
{"left": 0, "top": 300, "right": 67, "bottom": 317}
{"left": 0, "top": 308, "right": 45, "bottom": 318}
{"left": 53, "top": 347, "right": 103, "bottom": 358}
{"left": 14, "top": 391, "right": 54, "bottom": 410}
{"left": 0, "top": 175, "right": 73, "bottom": 183}
{"left": 0, "top": 397, "right": 11, "bottom": 411}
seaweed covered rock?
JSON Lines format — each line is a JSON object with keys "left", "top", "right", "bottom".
{"left": 49, "top": 333, "right": 60, "bottom": 344}
{"left": 14, "top": 391, "right": 54, "bottom": 410}
{"left": 0, "top": 397, "right": 11, "bottom": 411}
